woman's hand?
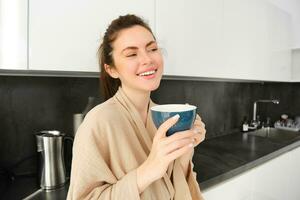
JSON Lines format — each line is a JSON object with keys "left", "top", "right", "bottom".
{"left": 191, "top": 114, "right": 206, "bottom": 147}
{"left": 179, "top": 114, "right": 206, "bottom": 176}
{"left": 136, "top": 114, "right": 198, "bottom": 193}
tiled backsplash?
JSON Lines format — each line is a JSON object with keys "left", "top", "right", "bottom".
{"left": 0, "top": 75, "right": 300, "bottom": 182}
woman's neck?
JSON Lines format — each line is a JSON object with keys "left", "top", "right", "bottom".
{"left": 121, "top": 86, "right": 151, "bottom": 125}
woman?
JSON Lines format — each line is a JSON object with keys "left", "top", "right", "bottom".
{"left": 67, "top": 14, "right": 206, "bottom": 200}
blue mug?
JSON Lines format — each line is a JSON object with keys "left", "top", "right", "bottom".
{"left": 151, "top": 104, "right": 197, "bottom": 136}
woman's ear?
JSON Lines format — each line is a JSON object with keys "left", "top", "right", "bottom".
{"left": 104, "top": 64, "right": 119, "bottom": 79}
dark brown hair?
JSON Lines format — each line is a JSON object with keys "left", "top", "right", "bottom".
{"left": 98, "top": 14, "right": 155, "bottom": 101}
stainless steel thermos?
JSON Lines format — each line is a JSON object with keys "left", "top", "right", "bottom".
{"left": 36, "top": 130, "right": 72, "bottom": 190}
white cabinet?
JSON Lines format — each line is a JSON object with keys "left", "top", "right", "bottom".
{"left": 0, "top": 0, "right": 27, "bottom": 70}
{"left": 156, "top": 0, "right": 292, "bottom": 81}
{"left": 288, "top": 147, "right": 300, "bottom": 199}
{"left": 222, "top": 0, "right": 270, "bottom": 81}
{"left": 155, "top": 0, "right": 223, "bottom": 78}
{"left": 28, "top": 0, "right": 155, "bottom": 72}
{"left": 252, "top": 151, "right": 290, "bottom": 200}
{"left": 291, "top": 49, "right": 300, "bottom": 81}
{"left": 202, "top": 147, "right": 300, "bottom": 200}
{"left": 252, "top": 147, "right": 300, "bottom": 200}
{"left": 2, "top": 0, "right": 293, "bottom": 80}
{"left": 266, "top": 3, "right": 292, "bottom": 81}
{"left": 222, "top": 0, "right": 292, "bottom": 81}
{"left": 202, "top": 169, "right": 255, "bottom": 200}
{"left": 266, "top": 0, "right": 300, "bottom": 49}
{"left": 222, "top": 0, "right": 291, "bottom": 81}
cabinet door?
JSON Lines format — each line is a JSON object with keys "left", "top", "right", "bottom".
{"left": 29, "top": 0, "right": 155, "bottom": 72}
{"left": 0, "top": 0, "right": 27, "bottom": 70}
{"left": 287, "top": 147, "right": 300, "bottom": 200}
{"left": 202, "top": 169, "right": 254, "bottom": 200}
{"left": 292, "top": 49, "right": 300, "bottom": 81}
{"left": 252, "top": 152, "right": 290, "bottom": 200}
{"left": 266, "top": 0, "right": 300, "bottom": 49}
{"left": 156, "top": 0, "right": 223, "bottom": 77}
{"left": 223, "top": 0, "right": 271, "bottom": 81}
{"left": 266, "top": 3, "right": 292, "bottom": 81}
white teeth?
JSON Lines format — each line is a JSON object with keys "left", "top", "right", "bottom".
{"left": 138, "top": 70, "right": 156, "bottom": 76}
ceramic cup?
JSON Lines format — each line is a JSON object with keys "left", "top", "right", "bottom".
{"left": 151, "top": 104, "right": 197, "bottom": 136}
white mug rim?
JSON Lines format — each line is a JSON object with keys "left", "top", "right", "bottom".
{"left": 151, "top": 104, "right": 197, "bottom": 112}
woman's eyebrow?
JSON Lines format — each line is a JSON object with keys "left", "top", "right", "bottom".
{"left": 121, "top": 41, "right": 157, "bottom": 53}
{"left": 121, "top": 46, "right": 138, "bottom": 53}
{"left": 145, "top": 40, "right": 157, "bottom": 47}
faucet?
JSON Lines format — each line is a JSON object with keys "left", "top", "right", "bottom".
{"left": 250, "top": 99, "right": 280, "bottom": 129}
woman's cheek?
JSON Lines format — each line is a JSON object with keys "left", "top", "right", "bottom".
{"left": 157, "top": 56, "right": 164, "bottom": 74}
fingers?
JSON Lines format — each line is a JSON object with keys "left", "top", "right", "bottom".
{"left": 193, "top": 126, "right": 206, "bottom": 135}
{"left": 194, "top": 120, "right": 205, "bottom": 128}
{"left": 163, "top": 116, "right": 206, "bottom": 146}
{"left": 155, "top": 113, "right": 206, "bottom": 150}
{"left": 163, "top": 130, "right": 196, "bottom": 145}
{"left": 191, "top": 114, "right": 206, "bottom": 146}
{"left": 155, "top": 114, "right": 180, "bottom": 140}
{"left": 192, "top": 127, "right": 206, "bottom": 146}
{"left": 164, "top": 138, "right": 194, "bottom": 154}
{"left": 192, "top": 114, "right": 206, "bottom": 144}
{"left": 167, "top": 143, "right": 194, "bottom": 162}
{"left": 194, "top": 115, "right": 205, "bottom": 127}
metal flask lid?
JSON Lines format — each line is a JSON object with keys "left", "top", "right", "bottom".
{"left": 40, "top": 130, "right": 63, "bottom": 136}
{"left": 36, "top": 130, "right": 64, "bottom": 152}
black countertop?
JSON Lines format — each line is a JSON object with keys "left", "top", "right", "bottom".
{"left": 23, "top": 182, "right": 69, "bottom": 200}
{"left": 4, "top": 129, "right": 300, "bottom": 199}
{"left": 194, "top": 130, "right": 300, "bottom": 191}
{"left": 0, "top": 177, "right": 69, "bottom": 200}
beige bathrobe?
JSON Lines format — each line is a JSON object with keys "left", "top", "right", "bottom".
{"left": 67, "top": 87, "right": 204, "bottom": 200}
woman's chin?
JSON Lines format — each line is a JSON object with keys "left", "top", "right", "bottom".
{"left": 147, "top": 81, "right": 161, "bottom": 92}
{"left": 135, "top": 77, "right": 162, "bottom": 92}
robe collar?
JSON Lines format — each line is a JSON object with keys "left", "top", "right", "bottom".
{"left": 113, "top": 87, "right": 176, "bottom": 198}
{"left": 114, "top": 87, "right": 156, "bottom": 152}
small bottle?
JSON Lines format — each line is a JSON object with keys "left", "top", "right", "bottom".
{"left": 265, "top": 117, "right": 271, "bottom": 128}
{"left": 242, "top": 117, "right": 249, "bottom": 132}
{"left": 256, "top": 115, "right": 261, "bottom": 128}
{"left": 281, "top": 114, "right": 288, "bottom": 127}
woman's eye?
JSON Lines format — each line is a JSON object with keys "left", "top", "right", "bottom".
{"left": 148, "top": 47, "right": 158, "bottom": 52}
{"left": 126, "top": 53, "right": 137, "bottom": 57}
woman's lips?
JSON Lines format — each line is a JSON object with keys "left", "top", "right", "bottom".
{"left": 137, "top": 67, "right": 158, "bottom": 76}
{"left": 137, "top": 69, "right": 158, "bottom": 79}
{"left": 138, "top": 69, "right": 156, "bottom": 76}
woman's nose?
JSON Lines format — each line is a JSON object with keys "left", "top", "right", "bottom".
{"left": 139, "top": 51, "right": 152, "bottom": 65}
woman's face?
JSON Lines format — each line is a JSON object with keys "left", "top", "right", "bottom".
{"left": 108, "top": 25, "right": 164, "bottom": 93}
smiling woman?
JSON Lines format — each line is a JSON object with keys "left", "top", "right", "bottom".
{"left": 67, "top": 14, "right": 206, "bottom": 200}
{"left": 97, "top": 15, "right": 163, "bottom": 101}
{"left": 103, "top": 25, "right": 163, "bottom": 97}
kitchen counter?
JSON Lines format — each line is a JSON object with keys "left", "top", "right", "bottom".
{"left": 194, "top": 130, "right": 300, "bottom": 191}
{"left": 0, "top": 176, "right": 69, "bottom": 200}
{"left": 5, "top": 129, "right": 300, "bottom": 199}
{"left": 23, "top": 182, "right": 69, "bottom": 200}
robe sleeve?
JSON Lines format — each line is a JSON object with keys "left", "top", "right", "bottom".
{"left": 186, "top": 160, "right": 205, "bottom": 200}
{"left": 67, "top": 113, "right": 140, "bottom": 200}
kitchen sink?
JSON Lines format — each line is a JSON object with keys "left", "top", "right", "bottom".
{"left": 247, "top": 127, "right": 300, "bottom": 142}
